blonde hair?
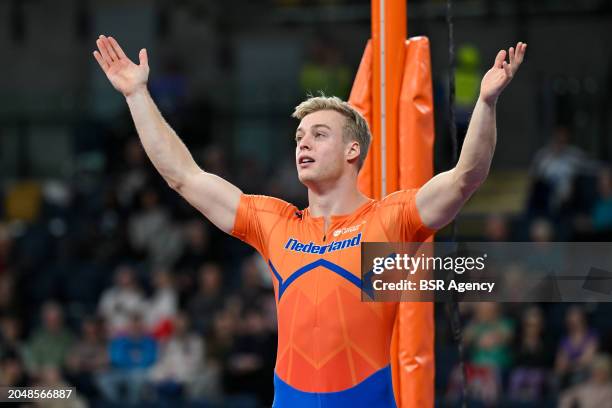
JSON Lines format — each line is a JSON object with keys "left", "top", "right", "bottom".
{"left": 292, "top": 95, "right": 371, "bottom": 170}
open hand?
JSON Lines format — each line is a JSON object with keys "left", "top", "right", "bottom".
{"left": 479, "top": 42, "right": 527, "bottom": 105}
{"left": 93, "top": 35, "right": 149, "bottom": 97}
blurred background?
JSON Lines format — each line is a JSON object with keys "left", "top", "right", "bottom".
{"left": 1, "top": 0, "right": 612, "bottom": 407}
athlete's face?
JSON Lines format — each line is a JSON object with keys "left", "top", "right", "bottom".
{"left": 295, "top": 110, "right": 359, "bottom": 186}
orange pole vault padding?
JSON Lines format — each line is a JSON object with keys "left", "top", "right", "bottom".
{"left": 349, "top": 3, "right": 436, "bottom": 407}
{"left": 370, "top": 0, "right": 406, "bottom": 199}
{"left": 394, "top": 37, "right": 436, "bottom": 408}
{"left": 398, "top": 37, "right": 435, "bottom": 191}
{"left": 349, "top": 41, "right": 374, "bottom": 197}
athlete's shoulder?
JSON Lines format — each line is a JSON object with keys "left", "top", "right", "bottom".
{"left": 374, "top": 188, "right": 435, "bottom": 241}
{"left": 377, "top": 188, "right": 419, "bottom": 206}
{"left": 240, "top": 194, "right": 301, "bottom": 219}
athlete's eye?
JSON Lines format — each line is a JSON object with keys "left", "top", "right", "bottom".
{"left": 315, "top": 133, "right": 325, "bottom": 138}
{"left": 295, "top": 135, "right": 303, "bottom": 143}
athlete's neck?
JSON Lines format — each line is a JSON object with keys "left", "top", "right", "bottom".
{"left": 306, "top": 178, "right": 370, "bottom": 225}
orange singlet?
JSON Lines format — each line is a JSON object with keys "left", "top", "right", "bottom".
{"left": 231, "top": 189, "right": 434, "bottom": 407}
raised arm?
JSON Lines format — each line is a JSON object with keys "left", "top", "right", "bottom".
{"left": 416, "top": 42, "right": 527, "bottom": 230}
{"left": 93, "top": 35, "right": 241, "bottom": 234}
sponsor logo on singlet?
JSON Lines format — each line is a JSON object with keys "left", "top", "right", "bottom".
{"left": 284, "top": 233, "right": 362, "bottom": 255}
{"left": 332, "top": 221, "right": 366, "bottom": 237}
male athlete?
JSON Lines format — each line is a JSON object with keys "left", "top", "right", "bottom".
{"left": 93, "top": 36, "right": 526, "bottom": 407}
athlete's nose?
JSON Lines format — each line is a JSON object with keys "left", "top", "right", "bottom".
{"left": 298, "top": 135, "right": 312, "bottom": 151}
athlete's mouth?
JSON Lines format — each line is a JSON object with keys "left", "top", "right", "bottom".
{"left": 298, "top": 156, "right": 315, "bottom": 166}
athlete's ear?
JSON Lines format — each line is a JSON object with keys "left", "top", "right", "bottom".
{"left": 346, "top": 140, "right": 361, "bottom": 163}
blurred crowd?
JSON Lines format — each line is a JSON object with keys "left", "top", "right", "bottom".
{"left": 0, "top": 125, "right": 283, "bottom": 407}
{"left": 1, "top": 118, "right": 612, "bottom": 407}
{"left": 0, "top": 9, "right": 611, "bottom": 403}
{"left": 437, "top": 124, "right": 612, "bottom": 407}
{"left": 440, "top": 302, "right": 612, "bottom": 407}
{"left": 526, "top": 126, "right": 611, "bottom": 241}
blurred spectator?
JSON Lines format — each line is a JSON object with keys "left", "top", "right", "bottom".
{"left": 464, "top": 302, "right": 514, "bottom": 370}
{"left": 482, "top": 214, "right": 514, "bottom": 276}
{"left": 175, "top": 219, "right": 215, "bottom": 297}
{"left": 224, "top": 308, "right": 276, "bottom": 406}
{"left": 265, "top": 158, "right": 307, "bottom": 208}
{"left": 98, "top": 188, "right": 122, "bottom": 237}
{"left": 447, "top": 363, "right": 501, "bottom": 406}
{"left": 529, "top": 218, "right": 554, "bottom": 242}
{"left": 523, "top": 219, "right": 564, "bottom": 298}
{"left": 0, "top": 350, "right": 30, "bottom": 387}
{"left": 573, "top": 166, "right": 612, "bottom": 239}
{"left": 484, "top": 214, "right": 510, "bottom": 242}
{"left": 0, "top": 225, "right": 17, "bottom": 316}
{"left": 559, "top": 354, "right": 612, "bottom": 408}
{"left": 128, "top": 188, "right": 183, "bottom": 267}
{"left": 145, "top": 269, "right": 178, "bottom": 340}
{"left": 176, "top": 220, "right": 212, "bottom": 269}
{"left": 0, "top": 223, "right": 13, "bottom": 276}
{"left": 235, "top": 154, "right": 266, "bottom": 194}
{"left": 98, "top": 265, "right": 146, "bottom": 336}
{"left": 205, "top": 309, "right": 238, "bottom": 395}
{"left": 508, "top": 306, "right": 554, "bottom": 402}
{"left": 527, "top": 126, "right": 600, "bottom": 218}
{"left": 35, "top": 365, "right": 87, "bottom": 408}
{"left": 455, "top": 44, "right": 482, "bottom": 110}
{"left": 0, "top": 316, "right": 25, "bottom": 360}
{"left": 149, "top": 313, "right": 204, "bottom": 401}
{"left": 206, "top": 308, "right": 236, "bottom": 372}
{"left": 97, "top": 313, "right": 157, "bottom": 404}
{"left": 592, "top": 167, "right": 612, "bottom": 233}
{"left": 555, "top": 305, "right": 599, "bottom": 388}
{"left": 95, "top": 188, "right": 129, "bottom": 261}
{"left": 260, "top": 294, "right": 278, "bottom": 334}
{"left": 24, "top": 301, "right": 74, "bottom": 375}
{"left": 189, "top": 309, "right": 235, "bottom": 403}
{"left": 455, "top": 44, "right": 482, "bottom": 142}
{"left": 149, "top": 58, "right": 187, "bottom": 118}
{"left": 499, "top": 264, "right": 529, "bottom": 309}
{"left": 449, "top": 303, "right": 513, "bottom": 406}
{"left": 116, "top": 137, "right": 149, "bottom": 209}
{"left": 64, "top": 318, "right": 108, "bottom": 400}
{"left": 201, "top": 145, "right": 231, "bottom": 181}
{"left": 0, "top": 273, "right": 17, "bottom": 316}
{"left": 234, "top": 255, "right": 269, "bottom": 313}
{"left": 188, "top": 263, "right": 225, "bottom": 336}
{"left": 300, "top": 37, "right": 352, "bottom": 99}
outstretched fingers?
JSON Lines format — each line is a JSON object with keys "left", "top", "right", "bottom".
{"left": 493, "top": 50, "right": 507, "bottom": 69}
{"left": 495, "top": 42, "right": 527, "bottom": 79}
{"left": 96, "top": 36, "right": 114, "bottom": 64}
{"left": 108, "top": 36, "right": 128, "bottom": 61}
{"left": 510, "top": 42, "right": 527, "bottom": 74}
{"left": 514, "top": 42, "right": 527, "bottom": 65}
{"left": 93, "top": 50, "right": 108, "bottom": 72}
{"left": 101, "top": 36, "right": 119, "bottom": 61}
{"left": 138, "top": 48, "right": 148, "bottom": 68}
{"left": 502, "top": 60, "right": 512, "bottom": 79}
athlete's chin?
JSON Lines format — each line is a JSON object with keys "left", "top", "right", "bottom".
{"left": 298, "top": 173, "right": 316, "bottom": 184}
{"left": 297, "top": 170, "right": 321, "bottom": 185}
